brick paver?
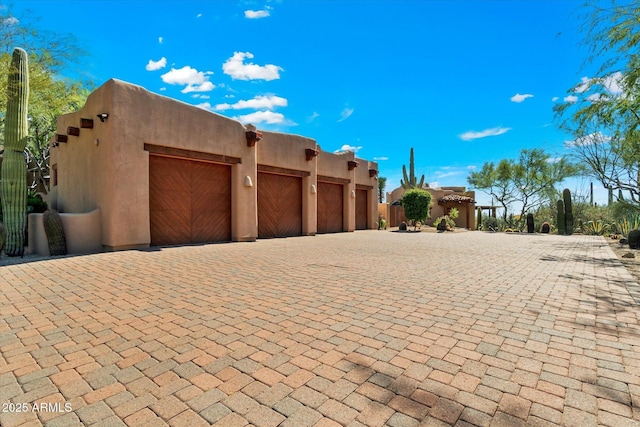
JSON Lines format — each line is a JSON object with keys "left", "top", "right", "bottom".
{"left": 1, "top": 231, "right": 639, "bottom": 426}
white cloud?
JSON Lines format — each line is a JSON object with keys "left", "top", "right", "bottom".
{"left": 307, "top": 112, "right": 320, "bottom": 122}
{"left": 161, "top": 66, "right": 215, "bottom": 93}
{"left": 182, "top": 81, "right": 215, "bottom": 94}
{"left": 235, "top": 110, "right": 285, "bottom": 124}
{"left": 510, "top": 93, "right": 533, "bottom": 103}
{"left": 551, "top": 96, "right": 559, "bottom": 102}
{"left": 564, "top": 95, "right": 578, "bottom": 103}
{"left": 158, "top": 37, "right": 163, "bottom": 44}
{"left": 146, "top": 57, "right": 167, "bottom": 71}
{"left": 222, "top": 52, "right": 282, "bottom": 81}
{"left": 3, "top": 17, "right": 18, "bottom": 25}
{"left": 587, "top": 93, "right": 603, "bottom": 102}
{"left": 334, "top": 144, "right": 362, "bottom": 153}
{"left": 459, "top": 126, "right": 511, "bottom": 141}
{"left": 565, "top": 132, "right": 611, "bottom": 148}
{"left": 601, "top": 71, "right": 624, "bottom": 96}
{"left": 196, "top": 13, "right": 202, "bottom": 18}
{"left": 196, "top": 102, "right": 212, "bottom": 110}
{"left": 575, "top": 76, "right": 591, "bottom": 93}
{"left": 214, "top": 95, "right": 287, "bottom": 111}
{"left": 546, "top": 157, "right": 563, "bottom": 163}
{"left": 245, "top": 9, "right": 271, "bottom": 19}
{"left": 373, "top": 156, "right": 388, "bottom": 161}
{"left": 436, "top": 171, "right": 462, "bottom": 179}
{"left": 337, "top": 108, "right": 354, "bottom": 122}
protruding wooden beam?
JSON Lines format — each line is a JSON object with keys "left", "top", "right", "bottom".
{"left": 67, "top": 126, "right": 80, "bottom": 136}
{"left": 55, "top": 134, "right": 68, "bottom": 143}
{"left": 305, "top": 148, "right": 319, "bottom": 161}
{"left": 348, "top": 160, "right": 360, "bottom": 170}
{"left": 246, "top": 130, "right": 262, "bottom": 147}
{"left": 80, "top": 118, "right": 94, "bottom": 129}
{"left": 369, "top": 169, "right": 378, "bottom": 178}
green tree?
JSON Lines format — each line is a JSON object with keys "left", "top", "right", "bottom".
{"left": 468, "top": 149, "right": 576, "bottom": 225}
{"left": 377, "top": 176, "right": 387, "bottom": 203}
{"left": 402, "top": 189, "right": 431, "bottom": 230}
{"left": 554, "top": 0, "right": 640, "bottom": 209}
{"left": 0, "top": 7, "right": 91, "bottom": 193}
{"left": 511, "top": 149, "right": 577, "bottom": 222}
{"left": 467, "top": 159, "right": 517, "bottom": 224}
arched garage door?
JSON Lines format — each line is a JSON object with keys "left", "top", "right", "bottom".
{"left": 258, "top": 171, "right": 302, "bottom": 238}
{"left": 149, "top": 154, "right": 231, "bottom": 246}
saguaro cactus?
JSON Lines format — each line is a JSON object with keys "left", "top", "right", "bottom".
{"left": 526, "top": 213, "right": 534, "bottom": 233}
{"left": 563, "top": 188, "right": 574, "bottom": 235}
{"left": 401, "top": 148, "right": 425, "bottom": 189}
{"left": 1, "top": 48, "right": 29, "bottom": 256}
{"left": 43, "top": 210, "right": 66, "bottom": 256}
{"left": 557, "top": 199, "right": 566, "bottom": 236}
{"left": 476, "top": 207, "right": 482, "bottom": 230}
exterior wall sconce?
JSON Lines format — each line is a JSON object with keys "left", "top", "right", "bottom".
{"left": 80, "top": 118, "right": 94, "bottom": 129}
{"left": 244, "top": 176, "right": 253, "bottom": 187}
{"left": 67, "top": 126, "right": 80, "bottom": 137}
{"left": 348, "top": 160, "right": 360, "bottom": 171}
{"left": 246, "top": 130, "right": 262, "bottom": 147}
{"left": 305, "top": 148, "right": 319, "bottom": 161}
{"left": 351, "top": 190, "right": 356, "bottom": 198}
{"left": 369, "top": 169, "right": 378, "bottom": 178}
{"left": 310, "top": 184, "right": 317, "bottom": 194}
{"left": 97, "top": 113, "right": 109, "bottom": 122}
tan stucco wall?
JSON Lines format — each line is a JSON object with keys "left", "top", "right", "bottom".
{"left": 28, "top": 209, "right": 102, "bottom": 255}
{"left": 384, "top": 186, "right": 476, "bottom": 228}
{"left": 49, "top": 79, "right": 379, "bottom": 251}
{"left": 355, "top": 158, "right": 379, "bottom": 229}
{"left": 51, "top": 79, "right": 253, "bottom": 249}
{"left": 318, "top": 151, "right": 354, "bottom": 231}
{"left": 257, "top": 131, "right": 317, "bottom": 235}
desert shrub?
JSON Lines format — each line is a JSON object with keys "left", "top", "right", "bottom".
{"left": 402, "top": 189, "right": 431, "bottom": 230}
{"left": 483, "top": 217, "right": 498, "bottom": 232}
{"left": 616, "top": 214, "right": 640, "bottom": 237}
{"left": 582, "top": 220, "right": 611, "bottom": 236}
{"left": 27, "top": 192, "right": 48, "bottom": 214}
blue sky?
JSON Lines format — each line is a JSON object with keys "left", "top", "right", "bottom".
{"left": 10, "top": 0, "right": 608, "bottom": 205}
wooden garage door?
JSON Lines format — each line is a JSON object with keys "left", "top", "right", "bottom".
{"left": 258, "top": 172, "right": 302, "bottom": 238}
{"left": 149, "top": 155, "right": 231, "bottom": 246}
{"left": 356, "top": 189, "right": 368, "bottom": 230}
{"left": 317, "top": 182, "right": 343, "bottom": 233}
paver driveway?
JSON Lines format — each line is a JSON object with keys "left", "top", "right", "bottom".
{"left": 1, "top": 231, "right": 639, "bottom": 427}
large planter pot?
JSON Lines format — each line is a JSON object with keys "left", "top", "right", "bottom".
{"left": 28, "top": 209, "right": 102, "bottom": 255}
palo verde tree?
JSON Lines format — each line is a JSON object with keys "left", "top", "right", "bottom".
{"left": 468, "top": 149, "right": 576, "bottom": 225}
{"left": 0, "top": 7, "right": 91, "bottom": 194}
{"left": 554, "top": 0, "right": 640, "bottom": 210}
{"left": 467, "top": 158, "right": 518, "bottom": 224}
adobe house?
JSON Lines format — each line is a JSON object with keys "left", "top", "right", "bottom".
{"left": 382, "top": 185, "right": 476, "bottom": 229}
{"left": 40, "top": 79, "right": 378, "bottom": 252}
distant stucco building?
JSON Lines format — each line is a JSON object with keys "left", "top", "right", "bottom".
{"left": 45, "top": 79, "right": 378, "bottom": 252}
{"left": 382, "top": 185, "right": 476, "bottom": 229}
